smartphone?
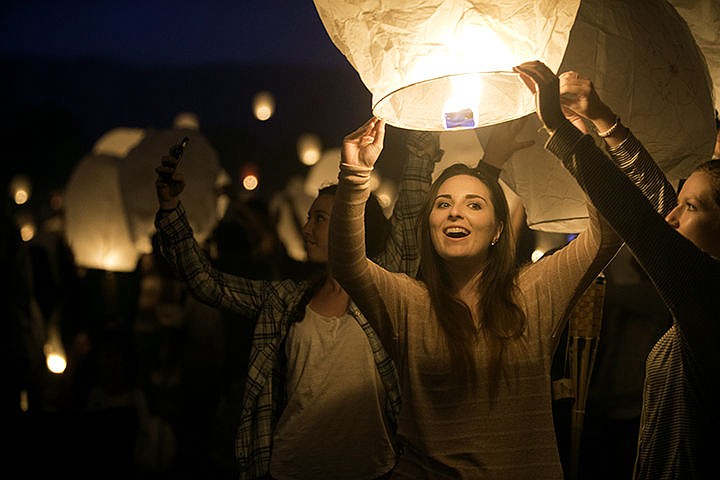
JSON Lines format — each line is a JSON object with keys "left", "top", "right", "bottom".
{"left": 161, "top": 136, "right": 190, "bottom": 182}
{"left": 170, "top": 136, "right": 190, "bottom": 165}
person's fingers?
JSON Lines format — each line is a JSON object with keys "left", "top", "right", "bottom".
{"left": 373, "top": 118, "right": 385, "bottom": 151}
{"left": 345, "top": 117, "right": 378, "bottom": 142}
{"left": 514, "top": 68, "right": 538, "bottom": 93}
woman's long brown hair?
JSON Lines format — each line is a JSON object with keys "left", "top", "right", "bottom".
{"left": 417, "top": 163, "right": 526, "bottom": 401}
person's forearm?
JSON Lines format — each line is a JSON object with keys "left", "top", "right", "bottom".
{"left": 545, "top": 121, "right": 688, "bottom": 293}
{"left": 606, "top": 131, "right": 677, "bottom": 216}
{"left": 158, "top": 198, "right": 180, "bottom": 212}
{"left": 330, "top": 163, "right": 373, "bottom": 285}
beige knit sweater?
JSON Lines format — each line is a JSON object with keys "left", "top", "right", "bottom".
{"left": 330, "top": 162, "right": 621, "bottom": 479}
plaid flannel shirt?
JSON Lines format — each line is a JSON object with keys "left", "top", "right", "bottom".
{"left": 155, "top": 132, "right": 440, "bottom": 479}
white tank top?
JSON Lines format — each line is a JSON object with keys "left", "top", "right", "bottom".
{"left": 270, "top": 304, "right": 396, "bottom": 479}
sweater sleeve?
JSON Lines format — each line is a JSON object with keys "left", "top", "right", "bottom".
{"left": 545, "top": 120, "right": 720, "bottom": 389}
{"left": 605, "top": 131, "right": 677, "bottom": 216}
{"left": 154, "top": 202, "right": 270, "bottom": 317}
{"left": 330, "top": 162, "right": 410, "bottom": 355}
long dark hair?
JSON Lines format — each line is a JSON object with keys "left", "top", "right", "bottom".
{"left": 417, "top": 163, "right": 526, "bottom": 400}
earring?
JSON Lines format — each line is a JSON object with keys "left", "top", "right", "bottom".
{"left": 491, "top": 239, "right": 497, "bottom": 246}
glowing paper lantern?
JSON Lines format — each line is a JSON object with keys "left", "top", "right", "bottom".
{"left": 9, "top": 174, "right": 32, "bottom": 205}
{"left": 313, "top": 0, "right": 580, "bottom": 130}
{"left": 253, "top": 91, "right": 276, "bottom": 121}
{"left": 65, "top": 154, "right": 140, "bottom": 272}
{"left": 297, "top": 133, "right": 323, "bottom": 166}
{"left": 495, "top": 0, "right": 716, "bottom": 232}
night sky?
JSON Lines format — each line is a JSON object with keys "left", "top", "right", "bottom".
{"left": 1, "top": 1, "right": 406, "bottom": 208}
{"left": 0, "top": 0, "right": 347, "bottom": 67}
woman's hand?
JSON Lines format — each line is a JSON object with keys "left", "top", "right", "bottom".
{"left": 341, "top": 116, "right": 385, "bottom": 169}
{"left": 558, "top": 71, "right": 616, "bottom": 132}
{"left": 513, "top": 61, "right": 565, "bottom": 133}
{"left": 155, "top": 154, "right": 185, "bottom": 210}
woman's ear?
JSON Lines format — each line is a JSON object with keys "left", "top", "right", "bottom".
{"left": 492, "top": 221, "right": 504, "bottom": 245}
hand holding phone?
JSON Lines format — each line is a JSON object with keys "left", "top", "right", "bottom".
{"left": 160, "top": 136, "right": 190, "bottom": 182}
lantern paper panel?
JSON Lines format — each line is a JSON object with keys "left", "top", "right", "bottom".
{"left": 668, "top": 0, "right": 720, "bottom": 114}
{"left": 557, "top": 0, "right": 715, "bottom": 180}
{"left": 497, "top": 0, "right": 715, "bottom": 232}
{"left": 120, "top": 128, "right": 225, "bottom": 254}
{"left": 64, "top": 154, "right": 140, "bottom": 272}
{"left": 313, "top": 0, "right": 581, "bottom": 131}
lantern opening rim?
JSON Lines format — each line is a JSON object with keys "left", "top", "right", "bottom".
{"left": 371, "top": 70, "right": 534, "bottom": 131}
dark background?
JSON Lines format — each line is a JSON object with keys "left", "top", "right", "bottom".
{"left": 1, "top": 0, "right": 409, "bottom": 209}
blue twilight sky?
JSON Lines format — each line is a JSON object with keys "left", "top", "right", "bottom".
{"left": 0, "top": 0, "right": 347, "bottom": 68}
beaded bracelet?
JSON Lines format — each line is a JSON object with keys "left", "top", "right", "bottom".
{"left": 596, "top": 117, "right": 620, "bottom": 138}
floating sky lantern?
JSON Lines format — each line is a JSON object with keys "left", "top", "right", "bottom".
{"left": 297, "top": 133, "right": 323, "bottom": 166}
{"left": 92, "top": 127, "right": 146, "bottom": 157}
{"left": 253, "top": 91, "right": 276, "bottom": 121}
{"left": 9, "top": 174, "right": 32, "bottom": 205}
{"left": 65, "top": 153, "right": 140, "bottom": 272}
{"left": 313, "top": 0, "right": 581, "bottom": 131}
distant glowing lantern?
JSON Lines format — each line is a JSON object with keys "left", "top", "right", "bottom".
{"left": 253, "top": 91, "right": 276, "bottom": 121}
{"left": 313, "top": 0, "right": 581, "bottom": 130}
{"left": 66, "top": 117, "right": 226, "bottom": 271}
{"left": 44, "top": 319, "right": 67, "bottom": 374}
{"left": 297, "top": 133, "right": 323, "bottom": 166}
{"left": 241, "top": 163, "right": 260, "bottom": 191}
{"left": 15, "top": 211, "right": 36, "bottom": 242}
{"left": 9, "top": 174, "right": 32, "bottom": 205}
{"left": 65, "top": 153, "right": 140, "bottom": 272}
{"left": 243, "top": 175, "right": 259, "bottom": 191}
